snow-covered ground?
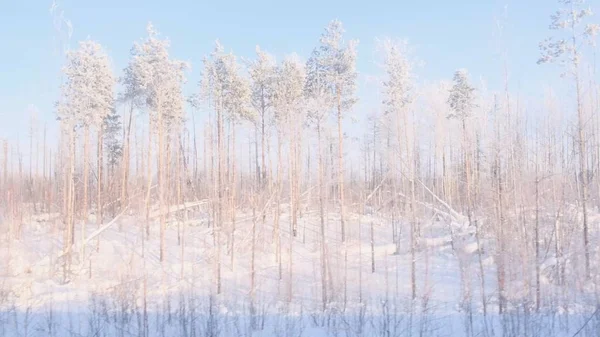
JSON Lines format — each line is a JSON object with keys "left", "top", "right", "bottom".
{"left": 0, "top": 204, "right": 599, "bottom": 336}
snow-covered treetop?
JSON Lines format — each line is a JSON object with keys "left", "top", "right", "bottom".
{"left": 201, "top": 41, "right": 253, "bottom": 123}
{"left": 128, "top": 22, "right": 188, "bottom": 131}
{"left": 304, "top": 48, "right": 332, "bottom": 127}
{"left": 538, "top": 0, "right": 598, "bottom": 68}
{"left": 379, "top": 38, "right": 414, "bottom": 116}
{"left": 447, "top": 69, "right": 476, "bottom": 121}
{"left": 103, "top": 107, "right": 123, "bottom": 166}
{"left": 120, "top": 51, "right": 146, "bottom": 109}
{"left": 273, "top": 54, "right": 305, "bottom": 126}
{"left": 247, "top": 46, "right": 276, "bottom": 119}
{"left": 57, "top": 39, "right": 114, "bottom": 128}
{"left": 304, "top": 20, "right": 358, "bottom": 127}
{"left": 318, "top": 19, "right": 358, "bottom": 113}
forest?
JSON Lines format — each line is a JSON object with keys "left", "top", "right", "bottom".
{"left": 1, "top": 0, "right": 600, "bottom": 336}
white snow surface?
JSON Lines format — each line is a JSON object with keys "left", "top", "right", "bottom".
{"left": 0, "top": 205, "right": 598, "bottom": 336}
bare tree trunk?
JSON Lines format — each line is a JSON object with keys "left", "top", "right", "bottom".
{"left": 178, "top": 141, "right": 185, "bottom": 280}
{"left": 62, "top": 136, "right": 68, "bottom": 227}
{"left": 358, "top": 200, "right": 363, "bottom": 303}
{"left": 216, "top": 102, "right": 223, "bottom": 294}
{"left": 192, "top": 113, "right": 198, "bottom": 184}
{"left": 145, "top": 121, "right": 153, "bottom": 238}
{"left": 96, "top": 127, "right": 103, "bottom": 253}
{"left": 250, "top": 195, "right": 257, "bottom": 328}
{"left": 275, "top": 129, "right": 283, "bottom": 281}
{"left": 64, "top": 124, "right": 76, "bottom": 281}
{"left": 371, "top": 221, "right": 375, "bottom": 274}
{"left": 261, "top": 107, "right": 267, "bottom": 186}
{"left": 29, "top": 114, "right": 34, "bottom": 209}
{"left": 287, "top": 119, "right": 294, "bottom": 303}
{"left": 295, "top": 121, "right": 302, "bottom": 232}
{"left": 408, "top": 114, "right": 417, "bottom": 301}
{"left": 230, "top": 123, "right": 237, "bottom": 270}
{"left": 121, "top": 102, "right": 134, "bottom": 209}
{"left": 535, "top": 144, "right": 541, "bottom": 312}
{"left": 255, "top": 124, "right": 260, "bottom": 186}
{"left": 42, "top": 125, "right": 47, "bottom": 212}
{"left": 289, "top": 116, "right": 297, "bottom": 238}
{"left": 575, "top": 62, "right": 590, "bottom": 279}
{"left": 473, "top": 133, "right": 488, "bottom": 324}
{"left": 166, "top": 137, "right": 172, "bottom": 231}
{"left": 82, "top": 125, "right": 90, "bottom": 242}
{"left": 288, "top": 201, "right": 294, "bottom": 304}
{"left": 158, "top": 109, "right": 166, "bottom": 262}
{"left": 3, "top": 140, "right": 7, "bottom": 189}
{"left": 496, "top": 152, "right": 506, "bottom": 314}
{"left": 335, "top": 89, "right": 349, "bottom": 312}
{"left": 317, "top": 120, "right": 327, "bottom": 310}
{"left": 206, "top": 122, "right": 214, "bottom": 193}
{"left": 337, "top": 89, "right": 345, "bottom": 242}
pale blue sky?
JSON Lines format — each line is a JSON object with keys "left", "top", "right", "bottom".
{"left": 0, "top": 0, "right": 595, "bottom": 142}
